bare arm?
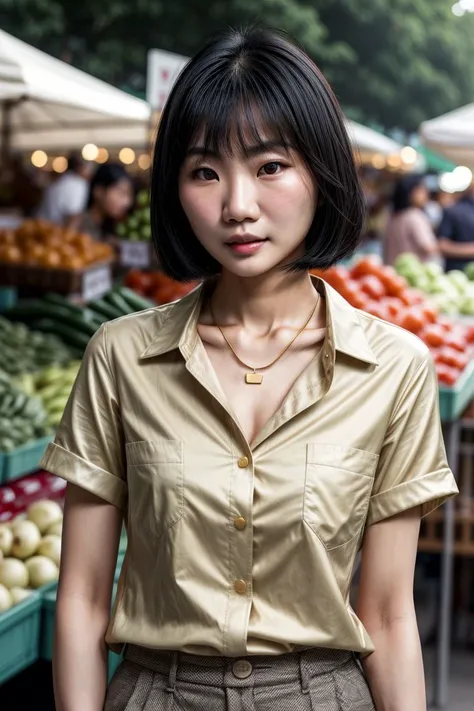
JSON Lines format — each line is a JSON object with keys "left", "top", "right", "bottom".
{"left": 438, "top": 237, "right": 474, "bottom": 258}
{"left": 357, "top": 507, "right": 426, "bottom": 711}
{"left": 54, "top": 484, "right": 122, "bottom": 711}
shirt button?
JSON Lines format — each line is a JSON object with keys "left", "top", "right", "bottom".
{"left": 234, "top": 516, "right": 247, "bottom": 531}
{"left": 232, "top": 659, "right": 253, "bottom": 679}
{"left": 234, "top": 579, "right": 247, "bottom": 594}
{"left": 237, "top": 456, "right": 249, "bottom": 468}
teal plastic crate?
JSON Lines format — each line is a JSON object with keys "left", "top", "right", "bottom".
{"left": 0, "top": 592, "right": 42, "bottom": 685}
{"left": 439, "top": 359, "right": 474, "bottom": 423}
{"left": 0, "top": 435, "right": 53, "bottom": 484}
{"left": 0, "top": 286, "right": 17, "bottom": 312}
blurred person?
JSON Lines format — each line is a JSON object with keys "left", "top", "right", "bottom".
{"left": 384, "top": 174, "right": 440, "bottom": 265}
{"left": 43, "top": 27, "right": 456, "bottom": 711}
{"left": 37, "top": 152, "right": 94, "bottom": 225}
{"left": 75, "top": 163, "right": 134, "bottom": 240}
{"left": 438, "top": 183, "right": 474, "bottom": 272}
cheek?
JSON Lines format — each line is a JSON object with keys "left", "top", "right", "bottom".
{"left": 180, "top": 185, "right": 220, "bottom": 229}
{"left": 267, "top": 175, "right": 316, "bottom": 223}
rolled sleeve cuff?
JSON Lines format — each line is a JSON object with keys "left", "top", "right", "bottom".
{"left": 41, "top": 442, "right": 127, "bottom": 510}
{"left": 367, "top": 468, "right": 458, "bottom": 527}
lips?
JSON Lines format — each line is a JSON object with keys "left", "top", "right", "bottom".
{"left": 226, "top": 234, "right": 266, "bottom": 245}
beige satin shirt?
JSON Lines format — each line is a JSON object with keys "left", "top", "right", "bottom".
{"left": 41, "top": 277, "right": 457, "bottom": 657}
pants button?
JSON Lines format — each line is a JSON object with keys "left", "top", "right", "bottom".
{"left": 232, "top": 659, "right": 253, "bottom": 679}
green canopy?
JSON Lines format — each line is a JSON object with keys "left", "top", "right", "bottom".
{"left": 417, "top": 145, "right": 456, "bottom": 173}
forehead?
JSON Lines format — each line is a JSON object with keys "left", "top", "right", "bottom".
{"left": 186, "top": 102, "right": 293, "bottom": 159}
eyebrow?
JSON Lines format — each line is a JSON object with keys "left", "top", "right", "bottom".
{"left": 186, "top": 140, "right": 291, "bottom": 159}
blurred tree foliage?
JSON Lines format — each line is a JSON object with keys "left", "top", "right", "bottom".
{"left": 1, "top": 0, "right": 473, "bottom": 130}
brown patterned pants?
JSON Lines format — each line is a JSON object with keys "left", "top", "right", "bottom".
{"left": 104, "top": 645, "right": 375, "bottom": 711}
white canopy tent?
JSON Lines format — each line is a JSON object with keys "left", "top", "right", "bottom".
{"left": 0, "top": 29, "right": 151, "bottom": 153}
{"left": 420, "top": 103, "right": 474, "bottom": 170}
{"left": 346, "top": 120, "right": 403, "bottom": 157}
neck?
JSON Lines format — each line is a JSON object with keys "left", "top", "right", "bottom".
{"left": 88, "top": 205, "right": 103, "bottom": 226}
{"left": 211, "top": 268, "right": 319, "bottom": 331}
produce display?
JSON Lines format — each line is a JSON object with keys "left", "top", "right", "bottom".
{"left": 124, "top": 269, "right": 200, "bottom": 304}
{"left": 4, "top": 287, "right": 153, "bottom": 354}
{"left": 0, "top": 316, "right": 73, "bottom": 375}
{"left": 394, "top": 253, "right": 474, "bottom": 316}
{"left": 0, "top": 499, "right": 62, "bottom": 613}
{"left": 15, "top": 362, "right": 81, "bottom": 430}
{"left": 312, "top": 256, "right": 474, "bottom": 387}
{"left": 116, "top": 189, "right": 151, "bottom": 242}
{"left": 0, "top": 369, "right": 51, "bottom": 452}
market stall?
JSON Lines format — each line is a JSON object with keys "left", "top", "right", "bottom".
{"left": 420, "top": 103, "right": 474, "bottom": 171}
{"left": 0, "top": 29, "right": 151, "bottom": 153}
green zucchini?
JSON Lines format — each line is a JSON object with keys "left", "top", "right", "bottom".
{"left": 32, "top": 319, "right": 92, "bottom": 350}
{"left": 87, "top": 299, "right": 122, "bottom": 320}
{"left": 117, "top": 287, "right": 154, "bottom": 312}
{"left": 105, "top": 290, "right": 135, "bottom": 315}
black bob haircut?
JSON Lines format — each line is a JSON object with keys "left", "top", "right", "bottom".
{"left": 151, "top": 27, "right": 366, "bottom": 281}
{"left": 392, "top": 174, "right": 426, "bottom": 214}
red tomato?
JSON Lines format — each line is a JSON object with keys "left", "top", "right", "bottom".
{"left": 378, "top": 266, "right": 408, "bottom": 297}
{"left": 364, "top": 301, "right": 389, "bottom": 320}
{"left": 421, "top": 305, "right": 438, "bottom": 324}
{"left": 444, "top": 333, "right": 467, "bottom": 353}
{"left": 421, "top": 324, "right": 445, "bottom": 348}
{"left": 437, "top": 317, "right": 454, "bottom": 333}
{"left": 322, "top": 265, "right": 350, "bottom": 292}
{"left": 465, "top": 326, "right": 474, "bottom": 344}
{"left": 358, "top": 274, "right": 386, "bottom": 300}
{"left": 436, "top": 363, "right": 460, "bottom": 387}
{"left": 399, "top": 288, "right": 425, "bottom": 306}
{"left": 383, "top": 297, "right": 404, "bottom": 320}
{"left": 398, "top": 309, "right": 425, "bottom": 335}
{"left": 437, "top": 347, "right": 469, "bottom": 370}
{"left": 350, "top": 255, "right": 383, "bottom": 280}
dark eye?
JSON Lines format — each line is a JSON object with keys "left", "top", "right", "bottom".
{"left": 259, "top": 162, "right": 282, "bottom": 176}
{"left": 194, "top": 167, "right": 218, "bottom": 181}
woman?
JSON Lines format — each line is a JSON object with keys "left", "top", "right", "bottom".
{"left": 71, "top": 163, "right": 134, "bottom": 240}
{"left": 384, "top": 175, "right": 441, "bottom": 265}
{"left": 42, "top": 28, "right": 457, "bottom": 711}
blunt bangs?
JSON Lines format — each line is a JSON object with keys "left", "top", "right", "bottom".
{"left": 151, "top": 27, "right": 366, "bottom": 281}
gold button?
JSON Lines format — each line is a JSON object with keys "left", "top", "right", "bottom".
{"left": 237, "top": 456, "right": 249, "bottom": 468}
{"left": 234, "top": 516, "right": 247, "bottom": 531}
{"left": 234, "top": 579, "right": 247, "bottom": 594}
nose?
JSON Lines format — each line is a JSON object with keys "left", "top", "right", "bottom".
{"left": 222, "top": 175, "right": 260, "bottom": 224}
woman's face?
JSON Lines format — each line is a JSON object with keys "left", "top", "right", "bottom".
{"left": 97, "top": 179, "right": 134, "bottom": 220}
{"left": 179, "top": 132, "right": 317, "bottom": 278}
{"left": 410, "top": 183, "right": 428, "bottom": 209}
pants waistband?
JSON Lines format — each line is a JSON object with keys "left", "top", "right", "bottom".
{"left": 124, "top": 644, "right": 354, "bottom": 690}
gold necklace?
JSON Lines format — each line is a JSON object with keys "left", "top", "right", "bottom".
{"left": 210, "top": 297, "right": 319, "bottom": 384}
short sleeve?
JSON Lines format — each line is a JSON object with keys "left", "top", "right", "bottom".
{"left": 40, "top": 324, "right": 127, "bottom": 510}
{"left": 59, "top": 178, "right": 88, "bottom": 218}
{"left": 367, "top": 353, "right": 458, "bottom": 526}
{"left": 437, "top": 209, "right": 456, "bottom": 241}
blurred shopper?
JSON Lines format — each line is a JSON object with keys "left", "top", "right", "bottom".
{"left": 37, "top": 152, "right": 94, "bottom": 225}
{"left": 384, "top": 174, "right": 440, "bottom": 265}
{"left": 438, "top": 183, "right": 474, "bottom": 272}
{"left": 44, "top": 27, "right": 456, "bottom": 711}
{"left": 75, "top": 163, "right": 134, "bottom": 240}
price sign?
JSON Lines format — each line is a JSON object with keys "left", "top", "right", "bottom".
{"left": 120, "top": 241, "right": 151, "bottom": 268}
{"left": 81, "top": 264, "right": 112, "bottom": 301}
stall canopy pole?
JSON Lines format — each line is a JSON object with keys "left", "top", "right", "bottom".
{"left": 0, "top": 100, "right": 14, "bottom": 166}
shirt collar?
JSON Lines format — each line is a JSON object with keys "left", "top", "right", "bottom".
{"left": 139, "top": 276, "right": 379, "bottom": 366}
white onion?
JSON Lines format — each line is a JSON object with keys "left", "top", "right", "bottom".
{"left": 27, "top": 500, "right": 63, "bottom": 535}
{"left": 47, "top": 520, "right": 63, "bottom": 537}
{"left": 11, "top": 520, "right": 41, "bottom": 560}
{"left": 0, "top": 558, "right": 29, "bottom": 589}
{"left": 10, "top": 587, "right": 33, "bottom": 605}
{"left": 0, "top": 525, "right": 13, "bottom": 556}
{"left": 37, "top": 535, "right": 61, "bottom": 567}
{"left": 0, "top": 583, "right": 12, "bottom": 612}
{"left": 25, "top": 556, "right": 59, "bottom": 589}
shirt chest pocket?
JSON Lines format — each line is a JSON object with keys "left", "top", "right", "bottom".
{"left": 304, "top": 443, "right": 378, "bottom": 550}
{"left": 126, "top": 439, "right": 184, "bottom": 538}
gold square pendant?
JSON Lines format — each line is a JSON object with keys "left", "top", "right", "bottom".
{"left": 245, "top": 372, "right": 263, "bottom": 384}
